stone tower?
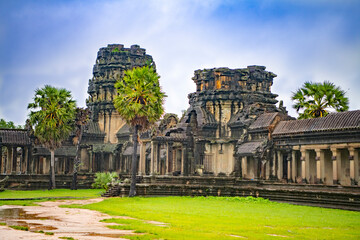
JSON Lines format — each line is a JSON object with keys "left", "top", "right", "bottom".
{"left": 165, "top": 65, "right": 280, "bottom": 175}
{"left": 86, "top": 44, "right": 154, "bottom": 143}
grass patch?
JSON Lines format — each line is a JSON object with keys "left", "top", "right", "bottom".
{"left": 76, "top": 196, "right": 360, "bottom": 240}
{"left": 9, "top": 225, "right": 29, "bottom": 231}
{"left": 0, "top": 222, "right": 6, "bottom": 225}
{"left": 45, "top": 231, "right": 54, "bottom": 235}
{"left": 59, "top": 237, "right": 76, "bottom": 240}
{"left": 0, "top": 189, "right": 104, "bottom": 206}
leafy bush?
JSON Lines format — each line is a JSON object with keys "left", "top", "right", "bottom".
{"left": 92, "top": 172, "right": 119, "bottom": 190}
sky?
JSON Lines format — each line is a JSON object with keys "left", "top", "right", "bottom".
{"left": 0, "top": 0, "right": 359, "bottom": 126}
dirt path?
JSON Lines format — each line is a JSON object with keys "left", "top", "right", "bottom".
{"left": 0, "top": 198, "right": 136, "bottom": 240}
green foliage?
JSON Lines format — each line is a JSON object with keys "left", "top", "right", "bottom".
{"left": 80, "top": 196, "right": 360, "bottom": 240}
{"left": 0, "top": 222, "right": 6, "bottom": 226}
{"left": 112, "top": 47, "right": 120, "bottom": 52}
{"left": 59, "top": 237, "right": 76, "bottom": 240}
{"left": 27, "top": 85, "right": 76, "bottom": 150}
{"left": 114, "top": 65, "right": 166, "bottom": 130}
{"left": 9, "top": 225, "right": 29, "bottom": 231}
{"left": 0, "top": 118, "right": 22, "bottom": 129}
{"left": 292, "top": 81, "right": 349, "bottom": 119}
{"left": 91, "top": 172, "right": 119, "bottom": 190}
{"left": 44, "top": 232, "right": 54, "bottom": 235}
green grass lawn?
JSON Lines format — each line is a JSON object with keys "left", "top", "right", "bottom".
{"left": 0, "top": 189, "right": 104, "bottom": 205}
{"left": 67, "top": 196, "right": 360, "bottom": 240}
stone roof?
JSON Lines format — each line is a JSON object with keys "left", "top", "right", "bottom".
{"left": 123, "top": 146, "right": 140, "bottom": 156}
{"left": 237, "top": 141, "right": 263, "bottom": 156}
{"left": 0, "top": 129, "right": 31, "bottom": 145}
{"left": 84, "top": 121, "right": 104, "bottom": 135}
{"left": 33, "top": 146, "right": 76, "bottom": 157}
{"left": 249, "top": 112, "right": 279, "bottom": 130}
{"left": 273, "top": 110, "right": 360, "bottom": 136}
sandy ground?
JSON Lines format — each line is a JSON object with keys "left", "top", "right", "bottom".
{"left": 0, "top": 198, "right": 137, "bottom": 240}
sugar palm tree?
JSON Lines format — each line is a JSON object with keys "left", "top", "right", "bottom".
{"left": 28, "top": 85, "right": 76, "bottom": 189}
{"left": 292, "top": 81, "right": 349, "bottom": 119}
{"left": 71, "top": 108, "right": 90, "bottom": 190}
{"left": 114, "top": 65, "right": 166, "bottom": 197}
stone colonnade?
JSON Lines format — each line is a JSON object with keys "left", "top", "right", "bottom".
{"left": 138, "top": 140, "right": 186, "bottom": 176}
{"left": 0, "top": 145, "right": 31, "bottom": 174}
{"left": 273, "top": 144, "right": 360, "bottom": 186}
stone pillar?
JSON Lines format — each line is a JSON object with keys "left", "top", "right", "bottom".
{"left": 332, "top": 148, "right": 350, "bottom": 186}
{"left": 353, "top": 148, "right": 359, "bottom": 185}
{"left": 349, "top": 147, "right": 360, "bottom": 185}
{"left": 150, "top": 141, "right": 158, "bottom": 175}
{"left": 291, "top": 150, "right": 297, "bottom": 182}
{"left": 181, "top": 144, "right": 186, "bottom": 175}
{"left": 139, "top": 142, "right": 146, "bottom": 175}
{"left": 305, "top": 149, "right": 316, "bottom": 184}
{"left": 165, "top": 142, "right": 172, "bottom": 175}
{"left": 287, "top": 154, "right": 292, "bottom": 182}
{"left": 241, "top": 156, "right": 247, "bottom": 179}
{"left": 277, "top": 151, "right": 283, "bottom": 180}
{"left": 265, "top": 160, "right": 271, "bottom": 180}
{"left": 318, "top": 149, "right": 333, "bottom": 185}
{"left": 6, "top": 146, "right": 13, "bottom": 174}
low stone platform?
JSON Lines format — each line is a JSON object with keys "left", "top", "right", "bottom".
{"left": 0, "top": 174, "right": 95, "bottom": 190}
{"left": 104, "top": 176, "right": 360, "bottom": 211}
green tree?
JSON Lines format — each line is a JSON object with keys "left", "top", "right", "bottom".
{"left": 28, "top": 85, "right": 76, "bottom": 189}
{"left": 292, "top": 81, "right": 349, "bottom": 119}
{"left": 71, "top": 108, "right": 90, "bottom": 190}
{"left": 114, "top": 65, "right": 166, "bottom": 197}
{"left": 0, "top": 119, "right": 22, "bottom": 129}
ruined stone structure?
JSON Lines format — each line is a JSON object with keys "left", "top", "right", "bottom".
{"left": 1, "top": 43, "right": 359, "bottom": 191}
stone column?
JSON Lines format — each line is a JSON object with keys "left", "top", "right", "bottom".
{"left": 277, "top": 151, "right": 283, "bottom": 180}
{"left": 165, "top": 142, "right": 172, "bottom": 175}
{"left": 181, "top": 144, "right": 187, "bottom": 176}
{"left": 287, "top": 154, "right": 292, "bottom": 182}
{"left": 6, "top": 146, "right": 13, "bottom": 174}
{"left": 265, "top": 160, "right": 271, "bottom": 180}
{"left": 318, "top": 149, "right": 333, "bottom": 185}
{"left": 139, "top": 142, "right": 146, "bottom": 175}
{"left": 353, "top": 148, "right": 359, "bottom": 185}
{"left": 241, "top": 156, "right": 247, "bottom": 179}
{"left": 291, "top": 150, "right": 297, "bottom": 182}
{"left": 349, "top": 147, "right": 358, "bottom": 185}
{"left": 332, "top": 148, "right": 350, "bottom": 186}
{"left": 305, "top": 149, "right": 316, "bottom": 184}
{"left": 150, "top": 141, "right": 158, "bottom": 175}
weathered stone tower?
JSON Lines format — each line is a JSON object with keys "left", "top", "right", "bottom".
{"left": 163, "top": 66, "right": 281, "bottom": 176}
{"left": 86, "top": 44, "right": 154, "bottom": 144}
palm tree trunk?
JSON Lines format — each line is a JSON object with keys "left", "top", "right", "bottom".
{"left": 71, "top": 126, "right": 84, "bottom": 190}
{"left": 50, "top": 150, "right": 56, "bottom": 189}
{"left": 129, "top": 125, "right": 139, "bottom": 197}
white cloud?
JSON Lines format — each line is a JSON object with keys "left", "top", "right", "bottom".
{"left": 1, "top": 0, "right": 359, "bottom": 124}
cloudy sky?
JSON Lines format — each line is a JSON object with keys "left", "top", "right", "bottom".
{"left": 0, "top": 0, "right": 359, "bottom": 125}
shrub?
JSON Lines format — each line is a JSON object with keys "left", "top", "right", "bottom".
{"left": 92, "top": 172, "right": 119, "bottom": 190}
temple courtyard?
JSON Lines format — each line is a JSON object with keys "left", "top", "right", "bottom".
{"left": 0, "top": 190, "right": 359, "bottom": 240}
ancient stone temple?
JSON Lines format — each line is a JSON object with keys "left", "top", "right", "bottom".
{"left": 146, "top": 66, "right": 290, "bottom": 177}
{"left": 1, "top": 43, "right": 359, "bottom": 191}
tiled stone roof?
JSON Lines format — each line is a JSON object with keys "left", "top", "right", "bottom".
{"left": 33, "top": 146, "right": 76, "bottom": 157}
{"left": 0, "top": 129, "right": 31, "bottom": 145}
{"left": 237, "top": 141, "right": 263, "bottom": 156}
{"left": 84, "top": 121, "right": 104, "bottom": 135}
{"left": 273, "top": 110, "right": 360, "bottom": 136}
{"left": 249, "top": 112, "right": 279, "bottom": 130}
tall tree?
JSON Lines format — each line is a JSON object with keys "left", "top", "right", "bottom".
{"left": 114, "top": 65, "right": 166, "bottom": 197}
{"left": 71, "top": 108, "right": 90, "bottom": 190}
{"left": 292, "top": 81, "right": 349, "bottom": 119}
{"left": 0, "top": 119, "right": 22, "bottom": 129}
{"left": 28, "top": 85, "right": 76, "bottom": 189}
